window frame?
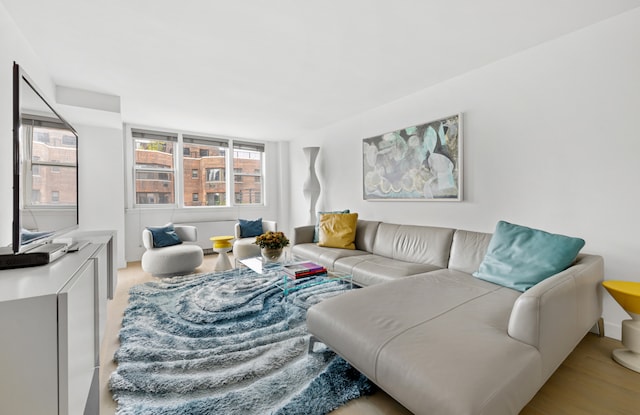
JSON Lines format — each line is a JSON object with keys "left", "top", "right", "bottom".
{"left": 232, "top": 141, "right": 265, "bottom": 206}
{"left": 128, "top": 126, "right": 267, "bottom": 210}
{"left": 22, "top": 115, "right": 78, "bottom": 208}
{"left": 132, "top": 128, "right": 178, "bottom": 208}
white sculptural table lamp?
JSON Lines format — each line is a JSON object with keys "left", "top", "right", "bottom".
{"left": 302, "top": 146, "right": 321, "bottom": 225}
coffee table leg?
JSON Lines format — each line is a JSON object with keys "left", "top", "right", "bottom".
{"left": 308, "top": 335, "right": 319, "bottom": 353}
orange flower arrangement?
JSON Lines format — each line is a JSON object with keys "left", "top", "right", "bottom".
{"left": 254, "top": 231, "right": 290, "bottom": 249}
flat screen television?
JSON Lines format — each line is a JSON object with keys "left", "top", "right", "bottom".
{"left": 10, "top": 62, "right": 79, "bottom": 254}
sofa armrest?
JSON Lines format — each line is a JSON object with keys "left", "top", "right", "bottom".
{"left": 142, "top": 229, "right": 153, "bottom": 250}
{"left": 292, "top": 225, "right": 315, "bottom": 245}
{"left": 507, "top": 254, "right": 604, "bottom": 377}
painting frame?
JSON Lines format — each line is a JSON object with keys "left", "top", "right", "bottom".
{"left": 362, "top": 113, "right": 463, "bottom": 201}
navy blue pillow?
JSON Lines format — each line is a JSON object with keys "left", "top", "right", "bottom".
{"left": 147, "top": 224, "right": 182, "bottom": 248}
{"left": 239, "top": 218, "right": 263, "bottom": 238}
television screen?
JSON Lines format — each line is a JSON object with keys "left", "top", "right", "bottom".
{"left": 11, "top": 63, "right": 79, "bottom": 253}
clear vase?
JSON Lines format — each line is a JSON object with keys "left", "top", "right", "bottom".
{"left": 261, "top": 247, "right": 283, "bottom": 263}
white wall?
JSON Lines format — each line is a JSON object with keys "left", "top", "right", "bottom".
{"left": 77, "top": 125, "right": 126, "bottom": 268}
{"left": 290, "top": 9, "right": 640, "bottom": 340}
{"left": 0, "top": 3, "right": 55, "bottom": 247}
{"left": 1, "top": 3, "right": 127, "bottom": 267}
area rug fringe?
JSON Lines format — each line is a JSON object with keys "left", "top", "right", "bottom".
{"left": 109, "top": 268, "right": 373, "bottom": 414}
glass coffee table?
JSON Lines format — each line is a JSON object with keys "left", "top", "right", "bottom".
{"left": 237, "top": 256, "right": 353, "bottom": 300}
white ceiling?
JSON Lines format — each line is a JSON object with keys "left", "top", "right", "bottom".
{"left": 3, "top": 0, "right": 639, "bottom": 139}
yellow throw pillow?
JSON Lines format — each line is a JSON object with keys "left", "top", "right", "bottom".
{"left": 318, "top": 213, "right": 358, "bottom": 249}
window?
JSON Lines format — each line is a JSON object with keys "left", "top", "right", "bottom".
{"left": 34, "top": 131, "right": 49, "bottom": 143}
{"left": 22, "top": 117, "right": 77, "bottom": 207}
{"left": 130, "top": 128, "right": 266, "bottom": 208}
{"left": 62, "top": 135, "right": 77, "bottom": 146}
{"left": 207, "top": 192, "right": 225, "bottom": 206}
{"left": 206, "top": 168, "right": 225, "bottom": 182}
{"left": 182, "top": 135, "right": 229, "bottom": 207}
{"left": 233, "top": 142, "right": 264, "bottom": 205}
{"left": 133, "top": 129, "right": 177, "bottom": 206}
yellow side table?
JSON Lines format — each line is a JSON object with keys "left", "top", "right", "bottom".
{"left": 602, "top": 280, "right": 640, "bottom": 372}
{"left": 210, "top": 236, "right": 234, "bottom": 272}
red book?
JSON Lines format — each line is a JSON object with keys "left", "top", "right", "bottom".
{"left": 285, "top": 268, "right": 328, "bottom": 279}
{"left": 283, "top": 262, "right": 327, "bottom": 278}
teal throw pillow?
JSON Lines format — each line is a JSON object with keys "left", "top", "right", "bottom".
{"left": 313, "top": 210, "right": 350, "bottom": 242}
{"left": 473, "top": 221, "right": 585, "bottom": 292}
{"left": 239, "top": 218, "right": 263, "bottom": 238}
{"left": 147, "top": 223, "right": 182, "bottom": 248}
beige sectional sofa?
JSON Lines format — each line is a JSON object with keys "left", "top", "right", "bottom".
{"left": 292, "top": 220, "right": 604, "bottom": 415}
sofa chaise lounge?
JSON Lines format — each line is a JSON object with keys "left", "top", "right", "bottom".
{"left": 292, "top": 219, "right": 604, "bottom": 415}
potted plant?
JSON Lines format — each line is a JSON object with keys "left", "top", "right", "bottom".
{"left": 255, "top": 231, "right": 290, "bottom": 262}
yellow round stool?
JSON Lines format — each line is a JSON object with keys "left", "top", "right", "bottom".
{"left": 602, "top": 280, "right": 640, "bottom": 372}
{"left": 210, "top": 236, "right": 234, "bottom": 271}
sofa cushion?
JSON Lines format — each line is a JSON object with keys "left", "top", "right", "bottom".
{"left": 313, "top": 209, "right": 350, "bottom": 242}
{"left": 372, "top": 223, "right": 454, "bottom": 267}
{"left": 291, "top": 243, "right": 368, "bottom": 270}
{"left": 238, "top": 218, "right": 263, "bottom": 238}
{"left": 374, "top": 283, "right": 539, "bottom": 415}
{"left": 473, "top": 221, "right": 585, "bottom": 292}
{"left": 448, "top": 229, "right": 493, "bottom": 274}
{"left": 353, "top": 220, "right": 381, "bottom": 253}
{"left": 307, "top": 271, "right": 537, "bottom": 415}
{"left": 318, "top": 213, "right": 359, "bottom": 249}
{"left": 147, "top": 223, "right": 182, "bottom": 248}
{"left": 334, "top": 254, "right": 443, "bottom": 286}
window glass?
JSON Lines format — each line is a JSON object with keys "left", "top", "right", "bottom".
{"left": 133, "top": 129, "right": 177, "bottom": 205}
{"left": 233, "top": 142, "right": 264, "bottom": 205}
{"left": 183, "top": 135, "right": 229, "bottom": 207}
{"left": 23, "top": 122, "right": 77, "bottom": 207}
{"left": 130, "top": 128, "right": 265, "bottom": 208}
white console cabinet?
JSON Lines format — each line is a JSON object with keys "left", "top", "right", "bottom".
{"left": 0, "top": 231, "right": 115, "bottom": 415}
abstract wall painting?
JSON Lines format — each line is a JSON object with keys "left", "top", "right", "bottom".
{"left": 362, "top": 114, "right": 462, "bottom": 201}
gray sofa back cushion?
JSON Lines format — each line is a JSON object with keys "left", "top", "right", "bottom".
{"left": 448, "top": 229, "right": 493, "bottom": 274}
{"left": 372, "top": 223, "right": 454, "bottom": 268}
{"left": 355, "top": 220, "right": 381, "bottom": 253}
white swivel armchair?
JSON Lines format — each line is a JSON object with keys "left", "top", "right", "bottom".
{"left": 233, "top": 220, "right": 277, "bottom": 260}
{"left": 141, "top": 224, "right": 204, "bottom": 276}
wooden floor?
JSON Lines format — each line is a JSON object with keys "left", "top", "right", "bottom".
{"left": 100, "top": 255, "right": 640, "bottom": 414}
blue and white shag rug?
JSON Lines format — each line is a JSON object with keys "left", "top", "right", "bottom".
{"left": 109, "top": 269, "right": 374, "bottom": 415}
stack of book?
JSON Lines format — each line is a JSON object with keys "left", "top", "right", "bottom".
{"left": 282, "top": 261, "right": 327, "bottom": 279}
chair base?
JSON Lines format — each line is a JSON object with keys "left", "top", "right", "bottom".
{"left": 233, "top": 238, "right": 261, "bottom": 260}
{"left": 142, "top": 244, "right": 204, "bottom": 276}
